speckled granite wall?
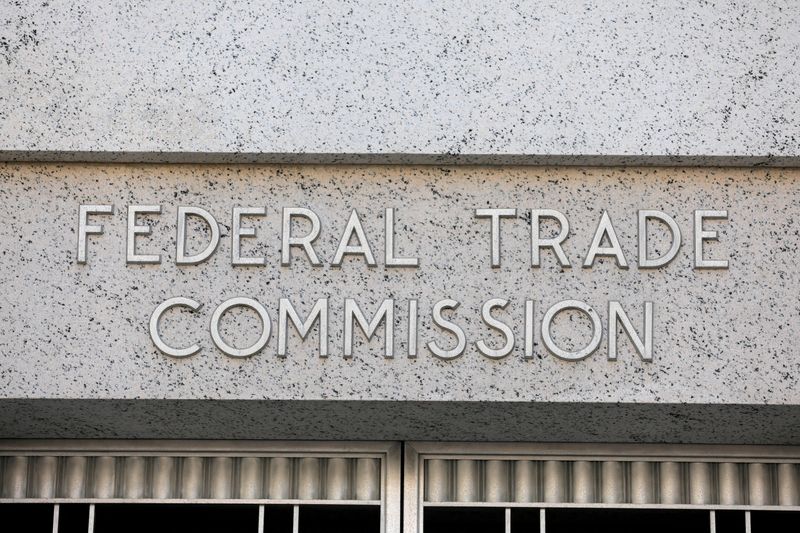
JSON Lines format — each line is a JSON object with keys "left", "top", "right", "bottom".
{"left": 1, "top": 2, "right": 798, "bottom": 164}
{"left": 0, "top": 164, "right": 797, "bottom": 442}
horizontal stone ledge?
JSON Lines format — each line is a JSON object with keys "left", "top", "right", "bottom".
{"left": 4, "top": 2, "right": 797, "bottom": 163}
{"left": 1, "top": 151, "right": 799, "bottom": 167}
{"left": 2, "top": 400, "right": 797, "bottom": 444}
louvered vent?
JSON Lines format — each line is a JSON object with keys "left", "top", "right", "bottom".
{"left": 0, "top": 455, "right": 382, "bottom": 502}
{"left": 423, "top": 459, "right": 800, "bottom": 506}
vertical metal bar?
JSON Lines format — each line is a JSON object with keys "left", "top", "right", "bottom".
{"left": 269, "top": 458, "right": 292, "bottom": 499}
{"left": 181, "top": 456, "right": 204, "bottom": 499}
{"left": 36, "top": 456, "right": 58, "bottom": 499}
{"left": 689, "top": 462, "right": 712, "bottom": 505}
{"left": 455, "top": 460, "right": 480, "bottom": 502}
{"left": 718, "top": 463, "right": 741, "bottom": 505}
{"left": 543, "top": 461, "right": 564, "bottom": 503}
{"left": 572, "top": 461, "right": 594, "bottom": 503}
{"left": 63, "top": 456, "right": 88, "bottom": 499}
{"left": 709, "top": 510, "right": 716, "bottom": 533}
{"left": 87, "top": 504, "right": 95, "bottom": 533}
{"left": 258, "top": 504, "right": 265, "bottom": 533}
{"left": 748, "top": 463, "right": 770, "bottom": 505}
{"left": 513, "top": 461, "right": 536, "bottom": 503}
{"left": 601, "top": 461, "right": 624, "bottom": 504}
{"left": 210, "top": 457, "right": 233, "bottom": 499}
{"left": 325, "top": 457, "right": 349, "bottom": 500}
{"left": 356, "top": 458, "right": 380, "bottom": 501}
{"left": 93, "top": 456, "right": 116, "bottom": 499}
{"left": 152, "top": 457, "right": 174, "bottom": 499}
{"left": 292, "top": 504, "right": 299, "bottom": 533}
{"left": 744, "top": 511, "right": 751, "bottom": 533}
{"left": 777, "top": 463, "right": 799, "bottom": 506}
{"left": 123, "top": 457, "right": 146, "bottom": 499}
{"left": 630, "top": 462, "right": 654, "bottom": 504}
{"left": 240, "top": 457, "right": 263, "bottom": 500}
{"left": 298, "top": 458, "right": 321, "bottom": 500}
{"left": 425, "top": 459, "right": 449, "bottom": 502}
{"left": 52, "top": 504, "right": 59, "bottom": 533}
{"left": 485, "top": 460, "right": 509, "bottom": 502}
{"left": 659, "top": 462, "right": 682, "bottom": 504}
{"left": 504, "top": 507, "right": 511, "bottom": 533}
{"left": 4, "top": 456, "right": 29, "bottom": 498}
{"left": 540, "top": 508, "right": 546, "bottom": 533}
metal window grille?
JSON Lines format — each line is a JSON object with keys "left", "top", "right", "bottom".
{"left": 3, "top": 441, "right": 800, "bottom": 532}
{"left": 404, "top": 443, "right": 800, "bottom": 533}
{"left": 0, "top": 440, "right": 400, "bottom": 533}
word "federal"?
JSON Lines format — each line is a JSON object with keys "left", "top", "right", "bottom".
{"left": 77, "top": 205, "right": 730, "bottom": 269}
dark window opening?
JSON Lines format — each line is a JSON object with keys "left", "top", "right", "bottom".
{"left": 511, "top": 507, "right": 542, "bottom": 533}
{"left": 298, "top": 505, "right": 380, "bottom": 533}
{"left": 545, "top": 508, "right": 710, "bottom": 533}
{"left": 750, "top": 510, "right": 800, "bottom": 530}
{"left": 58, "top": 504, "right": 91, "bottom": 533}
{"left": 93, "top": 504, "right": 259, "bottom": 533}
{"left": 0, "top": 504, "right": 54, "bottom": 533}
{"left": 425, "top": 507, "right": 505, "bottom": 533}
{"left": 715, "top": 510, "right": 746, "bottom": 533}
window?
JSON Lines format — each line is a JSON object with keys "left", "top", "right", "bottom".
{"left": 2, "top": 441, "right": 799, "bottom": 532}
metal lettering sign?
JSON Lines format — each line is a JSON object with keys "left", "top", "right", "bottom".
{"left": 77, "top": 203, "right": 729, "bottom": 362}
{"left": 3, "top": 164, "right": 795, "bottom": 411}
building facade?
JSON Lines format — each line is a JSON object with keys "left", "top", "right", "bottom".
{"left": 1, "top": 1, "right": 799, "bottom": 532}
